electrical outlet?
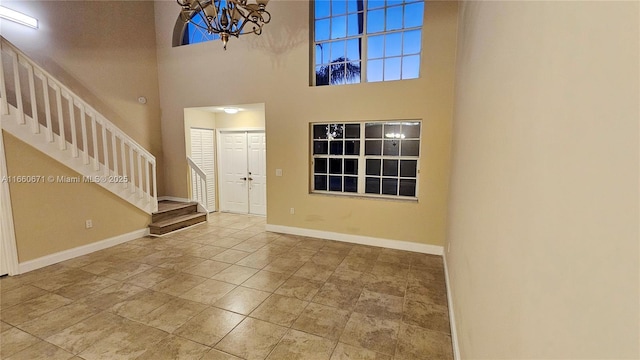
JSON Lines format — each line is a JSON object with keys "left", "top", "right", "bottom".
{"left": 85, "top": 219, "right": 93, "bottom": 229}
{"left": 289, "top": 208, "right": 295, "bottom": 215}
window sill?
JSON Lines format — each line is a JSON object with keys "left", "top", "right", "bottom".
{"left": 309, "top": 191, "right": 418, "bottom": 203}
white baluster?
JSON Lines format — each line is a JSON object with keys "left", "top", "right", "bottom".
{"left": 91, "top": 113, "right": 99, "bottom": 171}
{"left": 145, "top": 157, "right": 150, "bottom": 202}
{"left": 26, "top": 62, "right": 39, "bottom": 133}
{"left": 54, "top": 85, "right": 65, "bottom": 150}
{"left": 137, "top": 152, "right": 143, "bottom": 198}
{"left": 111, "top": 131, "right": 118, "bottom": 178}
{"left": 101, "top": 119, "right": 109, "bottom": 176}
{"left": 68, "top": 97, "right": 78, "bottom": 158}
{"left": 0, "top": 45, "right": 8, "bottom": 115}
{"left": 80, "top": 105, "right": 89, "bottom": 164}
{"left": 121, "top": 139, "right": 127, "bottom": 189}
{"left": 152, "top": 162, "right": 157, "bottom": 210}
{"left": 40, "top": 73, "right": 53, "bottom": 142}
{"left": 10, "top": 51, "right": 24, "bottom": 124}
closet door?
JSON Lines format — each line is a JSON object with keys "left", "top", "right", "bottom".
{"left": 190, "top": 128, "right": 216, "bottom": 211}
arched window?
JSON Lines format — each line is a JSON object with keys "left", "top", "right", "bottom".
{"left": 172, "top": 11, "right": 220, "bottom": 47}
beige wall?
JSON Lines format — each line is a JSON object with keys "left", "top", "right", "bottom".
{"left": 155, "top": 1, "right": 458, "bottom": 247}
{"left": 1, "top": 0, "right": 165, "bottom": 193}
{"left": 446, "top": 1, "right": 639, "bottom": 358}
{"left": 3, "top": 132, "right": 149, "bottom": 262}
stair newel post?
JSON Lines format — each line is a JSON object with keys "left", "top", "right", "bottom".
{"left": 69, "top": 97, "right": 78, "bottom": 158}
{"left": 152, "top": 161, "right": 158, "bottom": 212}
{"left": 25, "top": 62, "right": 39, "bottom": 134}
{"left": 101, "top": 118, "right": 109, "bottom": 176}
{"left": 40, "top": 73, "right": 53, "bottom": 143}
{"left": 90, "top": 112, "right": 100, "bottom": 171}
{"left": 54, "top": 85, "right": 65, "bottom": 150}
{"left": 0, "top": 42, "right": 8, "bottom": 115}
{"left": 80, "top": 105, "right": 89, "bottom": 165}
{"left": 121, "top": 139, "right": 128, "bottom": 189}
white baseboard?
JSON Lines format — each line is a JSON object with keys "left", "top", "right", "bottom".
{"left": 17, "top": 228, "right": 149, "bottom": 274}
{"left": 265, "top": 224, "right": 443, "bottom": 256}
{"left": 158, "top": 196, "right": 191, "bottom": 203}
{"left": 443, "top": 254, "right": 461, "bottom": 360}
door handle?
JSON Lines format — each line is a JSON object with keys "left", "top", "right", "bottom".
{"left": 241, "top": 177, "right": 247, "bottom": 181}
{"left": 248, "top": 177, "right": 253, "bottom": 181}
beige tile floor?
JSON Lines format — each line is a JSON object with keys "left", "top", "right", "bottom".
{"left": 0, "top": 213, "right": 453, "bottom": 360}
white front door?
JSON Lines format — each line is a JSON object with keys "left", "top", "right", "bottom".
{"left": 190, "top": 128, "right": 216, "bottom": 211}
{"left": 219, "top": 131, "right": 267, "bottom": 215}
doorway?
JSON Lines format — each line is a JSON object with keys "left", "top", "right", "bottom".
{"left": 218, "top": 131, "right": 266, "bottom": 215}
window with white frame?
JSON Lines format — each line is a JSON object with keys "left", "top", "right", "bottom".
{"left": 313, "top": 0, "right": 425, "bottom": 86}
{"left": 311, "top": 121, "right": 421, "bottom": 198}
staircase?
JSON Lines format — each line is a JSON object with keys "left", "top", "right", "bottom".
{"left": 0, "top": 36, "right": 158, "bottom": 214}
{"left": 149, "top": 200, "right": 207, "bottom": 236}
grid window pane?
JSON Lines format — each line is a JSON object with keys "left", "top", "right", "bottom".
{"left": 365, "top": 177, "right": 381, "bottom": 193}
{"left": 316, "top": 19, "right": 331, "bottom": 41}
{"left": 314, "top": 124, "right": 328, "bottom": 139}
{"left": 385, "top": 33, "right": 402, "bottom": 57}
{"left": 347, "top": 13, "right": 362, "bottom": 36}
{"left": 348, "top": 0, "right": 360, "bottom": 13}
{"left": 332, "top": 0, "right": 347, "bottom": 15}
{"left": 329, "top": 176, "right": 342, "bottom": 191}
{"left": 344, "top": 159, "right": 358, "bottom": 175}
{"left": 386, "top": 6, "right": 403, "bottom": 31}
{"left": 404, "top": 2, "right": 424, "bottom": 28}
{"left": 329, "top": 158, "right": 343, "bottom": 173}
{"left": 345, "top": 123, "right": 361, "bottom": 138}
{"left": 383, "top": 139, "right": 400, "bottom": 156}
{"left": 400, "top": 160, "right": 417, "bottom": 177}
{"left": 331, "top": 40, "right": 346, "bottom": 61}
{"left": 315, "top": 158, "right": 328, "bottom": 173}
{"left": 316, "top": 67, "right": 330, "bottom": 86}
{"left": 332, "top": 15, "right": 347, "bottom": 39}
{"left": 345, "top": 140, "right": 360, "bottom": 155}
{"left": 314, "top": 141, "right": 328, "bottom": 154}
{"left": 403, "top": 122, "right": 421, "bottom": 138}
{"left": 399, "top": 179, "right": 416, "bottom": 196}
{"left": 368, "top": 35, "right": 384, "bottom": 59}
{"left": 316, "top": 0, "right": 331, "bottom": 18}
{"left": 366, "top": 159, "right": 381, "bottom": 175}
{"left": 330, "top": 140, "right": 344, "bottom": 155}
{"left": 402, "top": 55, "right": 420, "bottom": 79}
{"left": 368, "top": 0, "right": 385, "bottom": 9}
{"left": 383, "top": 159, "right": 399, "bottom": 176}
{"left": 403, "top": 30, "right": 421, "bottom": 55}
{"left": 400, "top": 139, "right": 419, "bottom": 156}
{"left": 365, "top": 140, "right": 382, "bottom": 155}
{"left": 365, "top": 123, "right": 383, "bottom": 138}
{"left": 367, "top": 59, "right": 384, "bottom": 82}
{"left": 384, "top": 57, "right": 401, "bottom": 81}
{"left": 315, "top": 175, "right": 328, "bottom": 190}
{"left": 344, "top": 176, "right": 358, "bottom": 192}
{"left": 382, "top": 178, "right": 398, "bottom": 195}
{"left": 347, "top": 39, "right": 362, "bottom": 61}
{"left": 367, "top": 9, "right": 385, "bottom": 33}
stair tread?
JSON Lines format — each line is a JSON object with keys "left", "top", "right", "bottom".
{"left": 155, "top": 201, "right": 198, "bottom": 215}
{"left": 149, "top": 212, "right": 206, "bottom": 228}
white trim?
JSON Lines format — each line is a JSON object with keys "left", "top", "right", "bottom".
{"left": 0, "top": 130, "right": 19, "bottom": 275}
{"left": 443, "top": 254, "right": 461, "bottom": 360}
{"left": 158, "top": 196, "right": 191, "bottom": 203}
{"left": 17, "top": 228, "right": 148, "bottom": 274}
{"left": 265, "top": 224, "right": 443, "bottom": 255}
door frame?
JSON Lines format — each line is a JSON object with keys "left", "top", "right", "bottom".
{"left": 216, "top": 128, "right": 265, "bottom": 215}
{"left": 0, "top": 130, "right": 19, "bottom": 276}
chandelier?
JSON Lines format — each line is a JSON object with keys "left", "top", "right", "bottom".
{"left": 177, "top": 0, "right": 271, "bottom": 50}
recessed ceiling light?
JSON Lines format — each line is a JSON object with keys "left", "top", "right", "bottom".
{"left": 223, "top": 107, "right": 239, "bottom": 114}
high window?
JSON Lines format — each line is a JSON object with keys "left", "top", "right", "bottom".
{"left": 311, "top": 121, "right": 421, "bottom": 198}
{"left": 313, "top": 0, "right": 425, "bottom": 86}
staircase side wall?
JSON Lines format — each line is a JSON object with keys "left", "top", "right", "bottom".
{"left": 3, "top": 131, "right": 149, "bottom": 263}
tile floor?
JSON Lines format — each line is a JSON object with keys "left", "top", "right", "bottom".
{"left": 0, "top": 213, "right": 453, "bottom": 360}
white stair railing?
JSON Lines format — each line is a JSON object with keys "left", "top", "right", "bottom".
{"left": 187, "top": 156, "right": 209, "bottom": 212}
{"left": 0, "top": 36, "right": 157, "bottom": 213}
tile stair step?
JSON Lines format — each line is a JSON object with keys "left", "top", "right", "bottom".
{"left": 149, "top": 212, "right": 207, "bottom": 236}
